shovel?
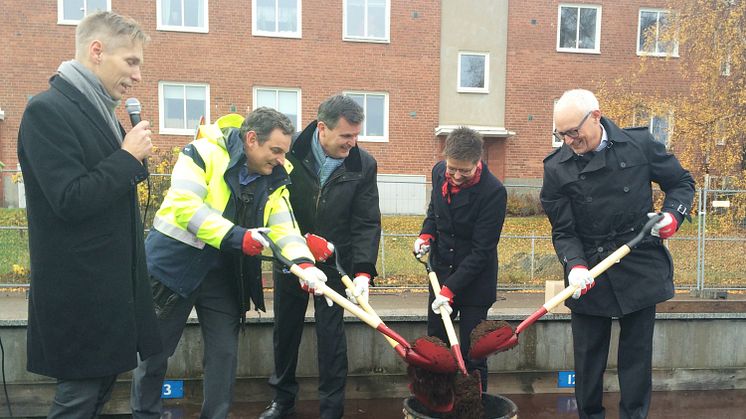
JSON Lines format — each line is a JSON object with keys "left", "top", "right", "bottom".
{"left": 328, "top": 248, "right": 458, "bottom": 413}
{"left": 415, "top": 252, "right": 469, "bottom": 376}
{"left": 259, "top": 232, "right": 454, "bottom": 373}
{"left": 469, "top": 213, "right": 665, "bottom": 359}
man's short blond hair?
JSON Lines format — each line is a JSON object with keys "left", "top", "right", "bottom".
{"left": 75, "top": 11, "right": 149, "bottom": 59}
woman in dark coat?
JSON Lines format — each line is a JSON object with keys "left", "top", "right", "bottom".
{"left": 17, "top": 11, "right": 161, "bottom": 417}
{"left": 414, "top": 126, "right": 507, "bottom": 390}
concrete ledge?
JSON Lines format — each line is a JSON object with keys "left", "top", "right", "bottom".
{"left": 3, "top": 292, "right": 746, "bottom": 416}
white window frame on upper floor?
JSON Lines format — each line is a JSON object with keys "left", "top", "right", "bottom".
{"left": 457, "top": 52, "right": 490, "bottom": 94}
{"left": 57, "top": 0, "right": 111, "bottom": 25}
{"left": 637, "top": 8, "right": 679, "bottom": 57}
{"left": 343, "top": 0, "right": 391, "bottom": 43}
{"left": 633, "top": 108, "right": 674, "bottom": 147}
{"left": 158, "top": 81, "right": 210, "bottom": 136}
{"left": 156, "top": 0, "right": 209, "bottom": 33}
{"left": 252, "top": 86, "right": 303, "bottom": 131}
{"left": 552, "top": 99, "right": 563, "bottom": 148}
{"left": 252, "top": 0, "right": 302, "bottom": 39}
{"left": 556, "top": 3, "right": 602, "bottom": 54}
{"left": 344, "top": 91, "right": 389, "bottom": 143}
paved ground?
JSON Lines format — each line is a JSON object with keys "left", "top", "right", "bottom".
{"left": 103, "top": 389, "right": 746, "bottom": 418}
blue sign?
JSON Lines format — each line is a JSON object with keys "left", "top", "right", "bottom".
{"left": 558, "top": 371, "right": 575, "bottom": 388}
{"left": 162, "top": 380, "right": 184, "bottom": 399}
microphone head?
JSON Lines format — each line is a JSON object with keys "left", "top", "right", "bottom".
{"left": 125, "top": 97, "right": 141, "bottom": 115}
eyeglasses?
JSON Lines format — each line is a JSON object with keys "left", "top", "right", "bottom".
{"left": 553, "top": 111, "right": 592, "bottom": 143}
{"left": 445, "top": 164, "right": 477, "bottom": 176}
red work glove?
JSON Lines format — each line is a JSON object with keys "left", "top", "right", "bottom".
{"left": 431, "top": 286, "right": 454, "bottom": 315}
{"left": 297, "top": 262, "right": 332, "bottom": 307}
{"left": 242, "top": 227, "right": 270, "bottom": 256}
{"left": 305, "top": 233, "right": 334, "bottom": 262}
{"left": 648, "top": 212, "right": 678, "bottom": 239}
{"left": 413, "top": 233, "right": 434, "bottom": 258}
{"left": 568, "top": 265, "right": 595, "bottom": 299}
{"left": 345, "top": 273, "right": 371, "bottom": 305}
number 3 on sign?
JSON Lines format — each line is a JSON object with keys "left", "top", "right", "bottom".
{"left": 161, "top": 380, "right": 184, "bottom": 398}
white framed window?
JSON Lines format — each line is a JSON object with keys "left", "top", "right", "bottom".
{"left": 552, "top": 99, "right": 563, "bottom": 148}
{"left": 557, "top": 4, "right": 601, "bottom": 53}
{"left": 253, "top": 87, "right": 302, "bottom": 131}
{"left": 634, "top": 108, "right": 673, "bottom": 146}
{"left": 157, "top": 0, "right": 208, "bottom": 33}
{"left": 58, "top": 0, "right": 110, "bottom": 25}
{"left": 158, "top": 82, "right": 210, "bottom": 136}
{"left": 252, "top": 0, "right": 301, "bottom": 38}
{"left": 343, "top": 0, "right": 390, "bottom": 43}
{"left": 637, "top": 8, "right": 678, "bottom": 57}
{"left": 457, "top": 52, "right": 489, "bottom": 93}
{"left": 344, "top": 91, "right": 389, "bottom": 142}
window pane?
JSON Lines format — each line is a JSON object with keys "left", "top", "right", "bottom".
{"left": 346, "top": 0, "right": 365, "bottom": 37}
{"left": 185, "top": 86, "right": 206, "bottom": 130}
{"left": 559, "top": 7, "right": 578, "bottom": 49}
{"left": 348, "top": 94, "right": 365, "bottom": 108}
{"left": 639, "top": 11, "right": 658, "bottom": 52}
{"left": 64, "top": 0, "right": 85, "bottom": 20}
{"left": 87, "top": 0, "right": 108, "bottom": 14}
{"left": 578, "top": 8, "right": 597, "bottom": 49}
{"left": 651, "top": 115, "right": 669, "bottom": 145}
{"left": 368, "top": 0, "right": 386, "bottom": 38}
{"left": 256, "top": 89, "right": 277, "bottom": 108}
{"left": 460, "top": 54, "right": 486, "bottom": 89}
{"left": 164, "top": 85, "right": 185, "bottom": 129}
{"left": 365, "top": 95, "right": 385, "bottom": 137}
{"left": 183, "top": 0, "right": 204, "bottom": 27}
{"left": 658, "top": 12, "right": 674, "bottom": 54}
{"left": 278, "top": 91, "right": 298, "bottom": 126}
{"left": 257, "top": 0, "right": 276, "bottom": 32}
{"left": 278, "top": 0, "right": 297, "bottom": 32}
{"left": 162, "top": 0, "right": 182, "bottom": 26}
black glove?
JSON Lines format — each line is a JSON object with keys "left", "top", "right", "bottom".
{"left": 151, "top": 277, "right": 181, "bottom": 320}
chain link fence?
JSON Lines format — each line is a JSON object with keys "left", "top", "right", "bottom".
{"left": 2, "top": 169, "right": 744, "bottom": 292}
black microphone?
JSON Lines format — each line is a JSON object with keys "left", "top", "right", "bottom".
{"left": 125, "top": 98, "right": 148, "bottom": 171}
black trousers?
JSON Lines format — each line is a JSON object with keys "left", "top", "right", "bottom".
{"left": 427, "top": 302, "right": 490, "bottom": 391}
{"left": 269, "top": 266, "right": 348, "bottom": 419}
{"left": 571, "top": 306, "right": 656, "bottom": 419}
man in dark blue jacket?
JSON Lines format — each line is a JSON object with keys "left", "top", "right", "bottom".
{"left": 541, "top": 89, "right": 695, "bottom": 419}
{"left": 413, "top": 126, "right": 508, "bottom": 390}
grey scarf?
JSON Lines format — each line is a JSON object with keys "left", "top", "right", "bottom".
{"left": 57, "top": 60, "right": 123, "bottom": 143}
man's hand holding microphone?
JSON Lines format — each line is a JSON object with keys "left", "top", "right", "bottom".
{"left": 123, "top": 97, "right": 153, "bottom": 167}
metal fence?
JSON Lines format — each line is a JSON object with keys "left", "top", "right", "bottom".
{"left": 1, "top": 169, "right": 744, "bottom": 292}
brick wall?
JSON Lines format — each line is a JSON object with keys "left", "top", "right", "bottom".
{"left": 504, "top": 0, "right": 690, "bottom": 181}
{"left": 0, "top": 0, "right": 440, "bottom": 177}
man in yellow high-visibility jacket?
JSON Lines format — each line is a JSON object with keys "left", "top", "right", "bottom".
{"left": 130, "top": 107, "right": 326, "bottom": 419}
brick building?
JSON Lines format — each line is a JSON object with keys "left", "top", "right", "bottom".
{"left": 0, "top": 0, "right": 689, "bottom": 209}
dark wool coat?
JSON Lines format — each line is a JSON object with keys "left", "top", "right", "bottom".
{"left": 283, "top": 120, "right": 381, "bottom": 279}
{"left": 18, "top": 75, "right": 162, "bottom": 379}
{"left": 540, "top": 117, "right": 695, "bottom": 316}
{"left": 421, "top": 161, "right": 507, "bottom": 307}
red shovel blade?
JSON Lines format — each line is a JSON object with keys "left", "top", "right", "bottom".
{"left": 469, "top": 321, "right": 517, "bottom": 359}
{"left": 412, "top": 336, "right": 459, "bottom": 374}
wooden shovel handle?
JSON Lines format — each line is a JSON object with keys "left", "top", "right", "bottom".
{"left": 340, "top": 274, "right": 400, "bottom": 348}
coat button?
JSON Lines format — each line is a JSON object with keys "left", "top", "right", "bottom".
{"left": 586, "top": 196, "right": 593, "bottom": 203}
{"left": 623, "top": 186, "right": 630, "bottom": 192}
{"left": 449, "top": 265, "right": 453, "bottom": 269}
{"left": 620, "top": 162, "right": 627, "bottom": 168}
{"left": 597, "top": 246, "right": 604, "bottom": 253}
{"left": 580, "top": 174, "right": 586, "bottom": 180}
{"left": 449, "top": 248, "right": 454, "bottom": 252}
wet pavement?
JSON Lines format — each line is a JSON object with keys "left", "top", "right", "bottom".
{"left": 97, "top": 389, "right": 746, "bottom": 418}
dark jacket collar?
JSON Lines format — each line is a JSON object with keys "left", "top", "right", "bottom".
{"left": 50, "top": 74, "right": 123, "bottom": 150}
{"left": 291, "top": 120, "right": 363, "bottom": 173}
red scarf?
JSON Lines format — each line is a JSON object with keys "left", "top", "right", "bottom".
{"left": 441, "top": 161, "right": 483, "bottom": 204}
